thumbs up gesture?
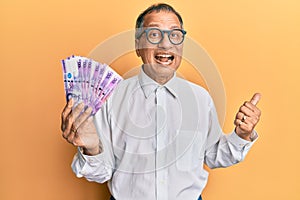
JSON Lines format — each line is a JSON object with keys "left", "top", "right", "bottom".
{"left": 234, "top": 93, "right": 262, "bottom": 141}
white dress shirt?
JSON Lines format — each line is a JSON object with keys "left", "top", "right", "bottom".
{"left": 72, "top": 67, "right": 257, "bottom": 200}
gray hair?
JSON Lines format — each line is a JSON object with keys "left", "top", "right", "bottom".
{"left": 135, "top": 3, "right": 184, "bottom": 39}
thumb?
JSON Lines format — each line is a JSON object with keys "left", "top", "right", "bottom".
{"left": 250, "top": 93, "right": 261, "bottom": 106}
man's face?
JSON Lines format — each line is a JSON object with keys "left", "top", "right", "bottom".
{"left": 136, "top": 11, "right": 184, "bottom": 84}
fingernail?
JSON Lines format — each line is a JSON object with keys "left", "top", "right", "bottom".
{"left": 86, "top": 106, "right": 93, "bottom": 113}
{"left": 68, "top": 98, "right": 74, "bottom": 107}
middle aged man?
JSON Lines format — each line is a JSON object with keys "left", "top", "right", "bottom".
{"left": 61, "top": 3, "right": 261, "bottom": 200}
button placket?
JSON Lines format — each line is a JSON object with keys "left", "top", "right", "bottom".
{"left": 155, "top": 87, "right": 168, "bottom": 200}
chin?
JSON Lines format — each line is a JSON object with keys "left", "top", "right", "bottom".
{"left": 155, "top": 64, "right": 177, "bottom": 77}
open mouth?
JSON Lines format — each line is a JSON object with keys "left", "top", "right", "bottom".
{"left": 155, "top": 53, "right": 175, "bottom": 65}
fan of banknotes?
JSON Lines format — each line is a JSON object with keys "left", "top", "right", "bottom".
{"left": 61, "top": 55, "right": 123, "bottom": 115}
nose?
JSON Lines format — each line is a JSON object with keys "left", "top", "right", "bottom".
{"left": 158, "top": 33, "right": 172, "bottom": 49}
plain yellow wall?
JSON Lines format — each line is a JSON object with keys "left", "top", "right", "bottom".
{"left": 1, "top": 0, "right": 299, "bottom": 200}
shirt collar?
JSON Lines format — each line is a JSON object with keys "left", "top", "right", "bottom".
{"left": 138, "top": 66, "right": 178, "bottom": 99}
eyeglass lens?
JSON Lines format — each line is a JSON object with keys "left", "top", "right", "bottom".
{"left": 146, "top": 29, "right": 185, "bottom": 45}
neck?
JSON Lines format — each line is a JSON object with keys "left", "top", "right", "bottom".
{"left": 142, "top": 65, "right": 175, "bottom": 85}
{"left": 154, "top": 75, "right": 172, "bottom": 85}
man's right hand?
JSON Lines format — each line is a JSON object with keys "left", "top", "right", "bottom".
{"left": 61, "top": 99, "right": 101, "bottom": 156}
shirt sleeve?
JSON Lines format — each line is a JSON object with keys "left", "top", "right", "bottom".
{"left": 71, "top": 101, "right": 115, "bottom": 183}
{"left": 71, "top": 147, "right": 113, "bottom": 183}
{"left": 204, "top": 98, "right": 258, "bottom": 169}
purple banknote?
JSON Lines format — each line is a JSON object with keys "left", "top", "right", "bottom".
{"left": 61, "top": 55, "right": 123, "bottom": 115}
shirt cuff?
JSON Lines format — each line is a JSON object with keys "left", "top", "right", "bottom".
{"left": 72, "top": 146, "right": 113, "bottom": 182}
{"left": 77, "top": 147, "right": 106, "bottom": 169}
{"left": 227, "top": 130, "right": 258, "bottom": 151}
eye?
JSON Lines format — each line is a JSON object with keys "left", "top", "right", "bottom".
{"left": 150, "top": 32, "right": 159, "bottom": 37}
{"left": 148, "top": 30, "right": 161, "bottom": 39}
{"left": 170, "top": 31, "right": 182, "bottom": 39}
{"left": 171, "top": 33, "right": 179, "bottom": 38}
{"left": 149, "top": 32, "right": 159, "bottom": 38}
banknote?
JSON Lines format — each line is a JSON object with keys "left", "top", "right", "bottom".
{"left": 93, "top": 75, "right": 122, "bottom": 114}
{"left": 61, "top": 55, "right": 123, "bottom": 115}
{"left": 89, "top": 63, "right": 101, "bottom": 107}
{"left": 62, "top": 55, "right": 81, "bottom": 104}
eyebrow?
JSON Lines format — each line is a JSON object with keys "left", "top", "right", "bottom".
{"left": 147, "top": 23, "right": 181, "bottom": 29}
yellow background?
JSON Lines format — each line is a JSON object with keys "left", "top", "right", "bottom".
{"left": 1, "top": 0, "right": 299, "bottom": 199}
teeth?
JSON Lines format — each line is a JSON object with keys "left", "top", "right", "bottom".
{"left": 156, "top": 54, "right": 172, "bottom": 58}
{"left": 155, "top": 53, "right": 174, "bottom": 66}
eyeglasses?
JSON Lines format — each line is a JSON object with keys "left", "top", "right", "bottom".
{"left": 138, "top": 28, "right": 187, "bottom": 45}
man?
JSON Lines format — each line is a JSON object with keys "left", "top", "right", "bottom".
{"left": 61, "top": 3, "right": 261, "bottom": 200}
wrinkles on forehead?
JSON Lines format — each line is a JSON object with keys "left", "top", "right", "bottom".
{"left": 143, "top": 11, "right": 182, "bottom": 29}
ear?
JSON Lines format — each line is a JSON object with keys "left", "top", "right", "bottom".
{"left": 135, "top": 39, "right": 141, "bottom": 57}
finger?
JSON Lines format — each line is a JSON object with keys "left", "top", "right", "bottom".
{"left": 67, "top": 124, "right": 81, "bottom": 144}
{"left": 234, "top": 118, "right": 244, "bottom": 127}
{"left": 67, "top": 128, "right": 76, "bottom": 143}
{"left": 243, "top": 101, "right": 261, "bottom": 118}
{"left": 74, "top": 117, "right": 97, "bottom": 147}
{"left": 81, "top": 115, "right": 94, "bottom": 127}
{"left": 62, "top": 114, "right": 74, "bottom": 139}
{"left": 61, "top": 99, "right": 74, "bottom": 131}
{"left": 63, "top": 102, "right": 85, "bottom": 135}
{"left": 72, "top": 102, "right": 85, "bottom": 120}
{"left": 234, "top": 117, "right": 250, "bottom": 126}
{"left": 61, "top": 98, "right": 74, "bottom": 121}
{"left": 234, "top": 119, "right": 253, "bottom": 133}
{"left": 236, "top": 112, "right": 246, "bottom": 121}
{"left": 74, "top": 106, "right": 93, "bottom": 128}
{"left": 238, "top": 110, "right": 260, "bottom": 127}
{"left": 239, "top": 105, "right": 255, "bottom": 117}
{"left": 250, "top": 93, "right": 261, "bottom": 106}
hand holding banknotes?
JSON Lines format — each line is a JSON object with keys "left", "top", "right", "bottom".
{"left": 60, "top": 55, "right": 123, "bottom": 155}
{"left": 61, "top": 98, "right": 101, "bottom": 156}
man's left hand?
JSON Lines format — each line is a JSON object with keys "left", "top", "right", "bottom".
{"left": 234, "top": 93, "right": 262, "bottom": 141}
